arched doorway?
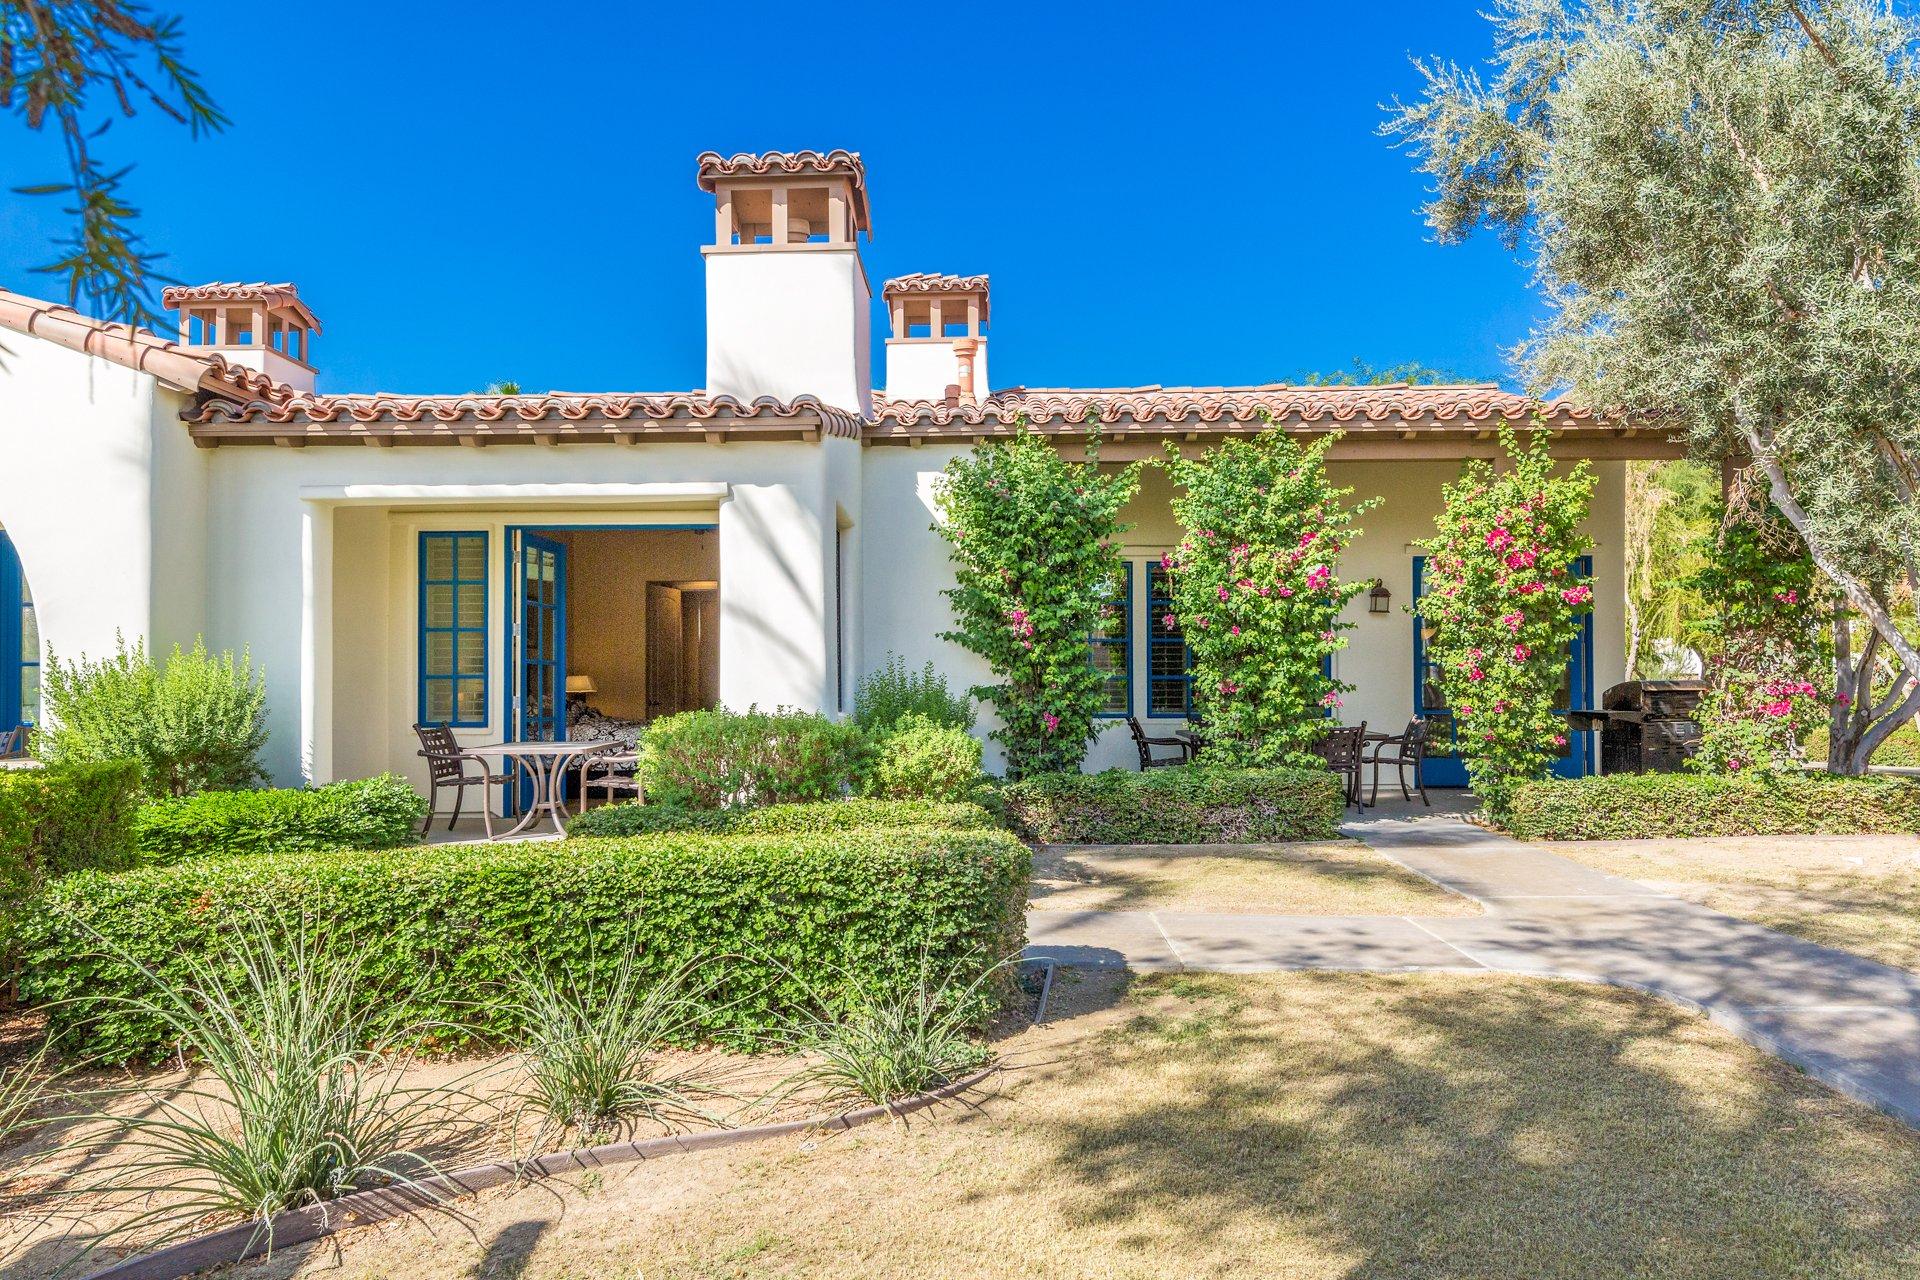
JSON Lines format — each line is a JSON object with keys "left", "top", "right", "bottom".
{"left": 0, "top": 528, "right": 38, "bottom": 736}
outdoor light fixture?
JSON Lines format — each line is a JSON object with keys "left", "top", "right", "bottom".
{"left": 1368, "top": 581, "right": 1392, "bottom": 614}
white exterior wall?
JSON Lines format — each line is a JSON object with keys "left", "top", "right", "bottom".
{"left": 705, "top": 250, "right": 872, "bottom": 415}
{"left": 0, "top": 340, "right": 209, "bottom": 696}
{"left": 882, "top": 339, "right": 991, "bottom": 403}
{"left": 205, "top": 441, "right": 840, "bottom": 787}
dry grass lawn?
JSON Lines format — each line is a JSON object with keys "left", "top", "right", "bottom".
{"left": 1548, "top": 833, "right": 1920, "bottom": 972}
{"left": 182, "top": 971, "right": 1920, "bottom": 1280}
{"left": 1029, "top": 841, "right": 1476, "bottom": 916}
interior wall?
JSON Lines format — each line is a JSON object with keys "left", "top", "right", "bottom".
{"left": 562, "top": 528, "right": 719, "bottom": 720}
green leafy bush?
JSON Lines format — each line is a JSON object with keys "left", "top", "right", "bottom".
{"left": 1160, "top": 429, "right": 1378, "bottom": 767}
{"left": 999, "top": 766, "right": 1344, "bottom": 844}
{"left": 1415, "top": 429, "right": 1595, "bottom": 817}
{"left": 862, "top": 713, "right": 982, "bottom": 802}
{"left": 0, "top": 761, "right": 140, "bottom": 953}
{"left": 567, "top": 797, "right": 993, "bottom": 839}
{"left": 934, "top": 429, "right": 1142, "bottom": 778}
{"left": 37, "top": 635, "right": 268, "bottom": 798}
{"left": 21, "top": 826, "right": 1032, "bottom": 1064}
{"left": 132, "top": 774, "right": 428, "bottom": 866}
{"left": 852, "top": 653, "right": 974, "bottom": 732}
{"left": 1503, "top": 773, "right": 1920, "bottom": 840}
{"left": 640, "top": 708, "right": 864, "bottom": 808}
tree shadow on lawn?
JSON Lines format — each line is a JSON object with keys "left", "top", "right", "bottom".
{"left": 1042, "top": 971, "right": 1920, "bottom": 1279}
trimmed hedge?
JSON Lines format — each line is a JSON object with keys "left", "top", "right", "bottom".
{"left": 1503, "top": 772, "right": 1920, "bottom": 840}
{"left": 1, "top": 762, "right": 142, "bottom": 949}
{"left": 20, "top": 825, "right": 1032, "bottom": 1064}
{"left": 999, "top": 766, "right": 1345, "bottom": 844}
{"left": 566, "top": 798, "right": 994, "bottom": 839}
{"left": 641, "top": 708, "right": 865, "bottom": 808}
{"left": 131, "top": 774, "right": 427, "bottom": 866}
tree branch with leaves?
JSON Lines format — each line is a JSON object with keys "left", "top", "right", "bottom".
{"left": 1383, "top": 0, "right": 1920, "bottom": 771}
{"left": 3, "top": 1, "right": 224, "bottom": 325}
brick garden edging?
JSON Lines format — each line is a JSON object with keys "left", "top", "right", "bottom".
{"left": 79, "top": 1067, "right": 999, "bottom": 1280}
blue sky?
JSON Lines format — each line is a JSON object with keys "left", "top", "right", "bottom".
{"left": 0, "top": 1, "right": 1537, "bottom": 398}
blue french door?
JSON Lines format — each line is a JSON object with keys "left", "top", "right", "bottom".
{"left": 507, "top": 533, "right": 568, "bottom": 814}
{"left": 1412, "top": 554, "right": 1594, "bottom": 786}
{"left": 0, "top": 531, "right": 34, "bottom": 735}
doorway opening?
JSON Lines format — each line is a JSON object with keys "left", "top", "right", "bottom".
{"left": 504, "top": 524, "right": 720, "bottom": 751}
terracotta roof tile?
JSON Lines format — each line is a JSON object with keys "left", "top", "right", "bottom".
{"left": 869, "top": 382, "right": 1602, "bottom": 431}
{"left": 160, "top": 281, "right": 323, "bottom": 331}
{"left": 882, "top": 272, "right": 989, "bottom": 297}
{"left": 187, "top": 390, "right": 865, "bottom": 443}
{"left": 695, "top": 150, "right": 870, "bottom": 232}
{"left": 0, "top": 289, "right": 305, "bottom": 405}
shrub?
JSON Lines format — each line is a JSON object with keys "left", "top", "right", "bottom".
{"left": 1503, "top": 772, "right": 1920, "bottom": 840}
{"left": 1160, "top": 429, "right": 1378, "bottom": 767}
{"left": 862, "top": 713, "right": 982, "bottom": 802}
{"left": 1415, "top": 428, "right": 1596, "bottom": 817}
{"left": 22, "top": 826, "right": 1033, "bottom": 1064}
{"left": 566, "top": 797, "right": 993, "bottom": 839}
{"left": 852, "top": 653, "right": 974, "bottom": 732}
{"left": 999, "top": 766, "right": 1344, "bottom": 844}
{"left": 934, "top": 428, "right": 1142, "bottom": 778}
{"left": 640, "top": 708, "right": 864, "bottom": 808}
{"left": 131, "top": 774, "right": 427, "bottom": 866}
{"left": 780, "top": 952, "right": 999, "bottom": 1105}
{"left": 0, "top": 761, "right": 140, "bottom": 955}
{"left": 37, "top": 635, "right": 268, "bottom": 798}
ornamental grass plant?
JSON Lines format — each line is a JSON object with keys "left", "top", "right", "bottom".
{"left": 501, "top": 950, "right": 738, "bottom": 1147}
{"left": 60, "top": 917, "right": 482, "bottom": 1252}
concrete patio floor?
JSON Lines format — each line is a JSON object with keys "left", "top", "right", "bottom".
{"left": 1027, "top": 796, "right": 1920, "bottom": 1129}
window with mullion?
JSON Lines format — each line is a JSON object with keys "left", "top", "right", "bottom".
{"left": 419, "top": 531, "right": 489, "bottom": 727}
{"left": 1146, "top": 563, "right": 1193, "bottom": 719}
{"left": 1089, "top": 562, "right": 1132, "bottom": 717}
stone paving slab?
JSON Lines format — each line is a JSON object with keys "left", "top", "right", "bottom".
{"left": 1026, "top": 807, "right": 1920, "bottom": 1128}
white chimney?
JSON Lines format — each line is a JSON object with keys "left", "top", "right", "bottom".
{"left": 882, "top": 273, "right": 991, "bottom": 404}
{"left": 163, "top": 281, "right": 321, "bottom": 393}
{"left": 698, "top": 150, "right": 873, "bottom": 415}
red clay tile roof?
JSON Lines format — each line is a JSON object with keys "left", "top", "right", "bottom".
{"left": 0, "top": 288, "right": 305, "bottom": 405}
{"left": 160, "top": 282, "right": 323, "bottom": 331}
{"left": 869, "top": 383, "right": 1602, "bottom": 431}
{"left": 696, "top": 150, "right": 871, "bottom": 233}
{"left": 186, "top": 391, "right": 864, "bottom": 445}
{"left": 882, "top": 273, "right": 989, "bottom": 297}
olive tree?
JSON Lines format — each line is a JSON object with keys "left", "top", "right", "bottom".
{"left": 1384, "top": 0, "right": 1920, "bottom": 771}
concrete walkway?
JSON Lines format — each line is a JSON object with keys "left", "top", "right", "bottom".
{"left": 1026, "top": 804, "right": 1920, "bottom": 1129}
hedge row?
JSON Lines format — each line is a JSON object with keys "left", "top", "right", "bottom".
{"left": 0, "top": 762, "right": 141, "bottom": 951}
{"left": 998, "top": 766, "right": 1345, "bottom": 844}
{"left": 20, "top": 825, "right": 1033, "bottom": 1064}
{"left": 1503, "top": 772, "right": 1920, "bottom": 840}
{"left": 565, "top": 798, "right": 994, "bottom": 839}
{"left": 131, "top": 774, "right": 427, "bottom": 866}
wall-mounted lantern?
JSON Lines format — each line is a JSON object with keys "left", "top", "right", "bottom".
{"left": 1368, "top": 580, "right": 1393, "bottom": 614}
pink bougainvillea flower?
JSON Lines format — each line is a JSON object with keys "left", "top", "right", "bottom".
{"left": 1320, "top": 691, "right": 1342, "bottom": 708}
{"left": 1160, "top": 552, "right": 1172, "bottom": 568}
{"left": 1305, "top": 565, "right": 1333, "bottom": 591}
{"left": 1774, "top": 589, "right": 1800, "bottom": 605}
{"left": 1230, "top": 624, "right": 1241, "bottom": 635}
{"left": 1560, "top": 585, "right": 1592, "bottom": 606}
{"left": 1468, "top": 667, "right": 1486, "bottom": 681}
{"left": 1217, "top": 585, "right": 1229, "bottom": 602}
{"left": 1163, "top": 613, "right": 1178, "bottom": 630}
{"left": 1276, "top": 585, "right": 1294, "bottom": 597}
{"left": 1219, "top": 680, "right": 1239, "bottom": 695}
{"left": 1486, "top": 527, "right": 1513, "bottom": 550}
{"left": 1041, "top": 712, "right": 1060, "bottom": 734}
{"left": 1512, "top": 644, "right": 1531, "bottom": 661}
{"left": 1552, "top": 734, "right": 1567, "bottom": 747}
{"left": 1502, "top": 613, "right": 1524, "bottom": 632}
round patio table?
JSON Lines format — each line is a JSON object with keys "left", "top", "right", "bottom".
{"left": 461, "top": 739, "right": 618, "bottom": 839}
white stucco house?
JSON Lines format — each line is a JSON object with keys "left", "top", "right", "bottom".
{"left": 0, "top": 149, "right": 1682, "bottom": 793}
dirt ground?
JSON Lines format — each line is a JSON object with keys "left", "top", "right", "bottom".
{"left": 103, "top": 969, "right": 1920, "bottom": 1280}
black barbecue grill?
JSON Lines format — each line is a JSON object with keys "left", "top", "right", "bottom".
{"left": 1567, "top": 680, "right": 1707, "bottom": 774}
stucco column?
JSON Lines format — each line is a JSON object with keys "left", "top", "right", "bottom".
{"left": 301, "top": 501, "right": 335, "bottom": 785}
